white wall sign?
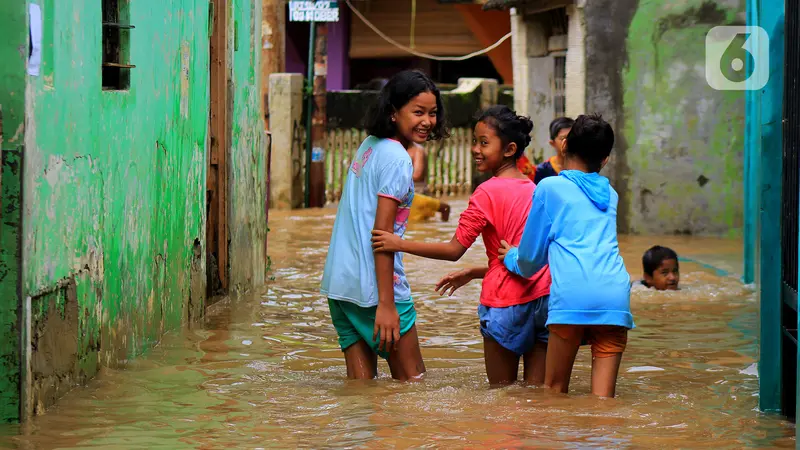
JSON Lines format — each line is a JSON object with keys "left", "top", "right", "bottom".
{"left": 289, "top": 1, "right": 340, "bottom": 22}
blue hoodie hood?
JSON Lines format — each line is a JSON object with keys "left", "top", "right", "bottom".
{"left": 559, "top": 170, "right": 610, "bottom": 211}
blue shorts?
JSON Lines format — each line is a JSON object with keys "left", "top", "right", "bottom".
{"left": 478, "top": 296, "right": 549, "bottom": 356}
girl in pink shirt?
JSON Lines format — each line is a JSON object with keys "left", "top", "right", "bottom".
{"left": 371, "top": 105, "right": 552, "bottom": 386}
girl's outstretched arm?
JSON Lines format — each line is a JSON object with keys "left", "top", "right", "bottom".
{"left": 372, "top": 231, "right": 467, "bottom": 262}
{"left": 373, "top": 196, "right": 402, "bottom": 352}
{"left": 435, "top": 266, "right": 487, "bottom": 297}
{"left": 372, "top": 188, "right": 488, "bottom": 262}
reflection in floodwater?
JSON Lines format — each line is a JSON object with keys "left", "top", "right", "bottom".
{"left": 1, "top": 199, "right": 795, "bottom": 448}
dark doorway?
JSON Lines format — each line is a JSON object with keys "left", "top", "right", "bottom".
{"left": 207, "top": 0, "right": 230, "bottom": 298}
{"left": 781, "top": 0, "right": 799, "bottom": 422}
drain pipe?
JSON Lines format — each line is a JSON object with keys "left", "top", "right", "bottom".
{"left": 304, "top": 20, "right": 316, "bottom": 208}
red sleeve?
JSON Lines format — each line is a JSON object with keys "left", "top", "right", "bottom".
{"left": 516, "top": 155, "right": 537, "bottom": 182}
{"left": 456, "top": 189, "right": 489, "bottom": 248}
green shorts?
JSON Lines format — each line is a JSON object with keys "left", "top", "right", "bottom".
{"left": 328, "top": 299, "right": 417, "bottom": 360}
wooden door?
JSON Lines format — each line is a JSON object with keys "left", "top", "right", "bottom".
{"left": 207, "top": 0, "right": 229, "bottom": 296}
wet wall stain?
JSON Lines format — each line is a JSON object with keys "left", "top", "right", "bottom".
{"left": 30, "top": 280, "right": 81, "bottom": 416}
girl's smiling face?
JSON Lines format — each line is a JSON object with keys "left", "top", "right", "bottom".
{"left": 393, "top": 92, "right": 438, "bottom": 147}
{"left": 471, "top": 120, "right": 517, "bottom": 174}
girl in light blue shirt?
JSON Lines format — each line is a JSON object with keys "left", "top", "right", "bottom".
{"left": 320, "top": 70, "right": 449, "bottom": 380}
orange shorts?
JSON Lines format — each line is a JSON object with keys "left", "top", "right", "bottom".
{"left": 549, "top": 325, "right": 628, "bottom": 358}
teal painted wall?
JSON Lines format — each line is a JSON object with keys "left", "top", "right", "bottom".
{"left": 0, "top": 0, "right": 29, "bottom": 423}
{"left": 621, "top": 1, "right": 746, "bottom": 236}
{"left": 743, "top": 0, "right": 760, "bottom": 285}
{"left": 754, "top": 0, "right": 785, "bottom": 415}
{"left": 0, "top": 0, "right": 268, "bottom": 420}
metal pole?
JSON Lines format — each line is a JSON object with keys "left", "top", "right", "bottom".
{"left": 304, "top": 19, "right": 316, "bottom": 208}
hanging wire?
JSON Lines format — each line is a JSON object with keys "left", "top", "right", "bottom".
{"left": 410, "top": 0, "right": 417, "bottom": 49}
{"left": 345, "top": 0, "right": 512, "bottom": 62}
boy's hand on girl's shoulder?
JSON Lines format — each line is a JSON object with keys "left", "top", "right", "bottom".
{"left": 435, "top": 269, "right": 474, "bottom": 297}
{"left": 498, "top": 240, "right": 514, "bottom": 261}
{"left": 372, "top": 230, "right": 403, "bottom": 253}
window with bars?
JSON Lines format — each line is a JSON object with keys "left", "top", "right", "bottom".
{"left": 554, "top": 55, "right": 566, "bottom": 118}
{"left": 102, "top": 0, "right": 135, "bottom": 90}
{"left": 538, "top": 6, "right": 568, "bottom": 120}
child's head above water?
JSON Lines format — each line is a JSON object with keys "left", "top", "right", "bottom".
{"left": 549, "top": 117, "right": 574, "bottom": 154}
{"left": 564, "top": 114, "right": 614, "bottom": 173}
{"left": 472, "top": 105, "right": 534, "bottom": 174}
{"left": 642, "top": 246, "right": 680, "bottom": 290}
{"left": 364, "top": 70, "right": 449, "bottom": 148}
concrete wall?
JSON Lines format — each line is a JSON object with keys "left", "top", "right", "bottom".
{"left": 511, "top": 8, "right": 553, "bottom": 162}
{"left": 0, "top": 0, "right": 268, "bottom": 421}
{"left": 581, "top": 0, "right": 639, "bottom": 233}
{"left": 564, "top": 4, "right": 586, "bottom": 119}
{"left": 585, "top": 0, "right": 745, "bottom": 235}
{"left": 268, "top": 74, "right": 305, "bottom": 210}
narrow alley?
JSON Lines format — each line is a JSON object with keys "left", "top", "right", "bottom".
{"left": 1, "top": 201, "right": 793, "bottom": 448}
{"left": 2, "top": 0, "right": 799, "bottom": 447}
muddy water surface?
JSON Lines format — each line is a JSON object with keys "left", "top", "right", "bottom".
{"left": 1, "top": 200, "right": 795, "bottom": 448}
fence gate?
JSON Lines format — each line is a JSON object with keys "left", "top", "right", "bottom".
{"left": 781, "top": 0, "right": 800, "bottom": 421}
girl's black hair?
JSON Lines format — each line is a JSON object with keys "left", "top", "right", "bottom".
{"left": 474, "top": 105, "right": 533, "bottom": 160}
{"left": 363, "top": 70, "right": 449, "bottom": 141}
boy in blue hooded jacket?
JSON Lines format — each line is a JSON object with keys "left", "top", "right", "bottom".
{"left": 499, "top": 114, "right": 634, "bottom": 398}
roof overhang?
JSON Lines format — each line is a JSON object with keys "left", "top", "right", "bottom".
{"left": 482, "top": 0, "right": 572, "bottom": 13}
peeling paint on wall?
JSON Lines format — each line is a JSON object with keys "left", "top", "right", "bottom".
{"left": 229, "top": 0, "right": 267, "bottom": 294}
{"left": 621, "top": 0, "right": 744, "bottom": 235}
{"left": 6, "top": 0, "right": 268, "bottom": 419}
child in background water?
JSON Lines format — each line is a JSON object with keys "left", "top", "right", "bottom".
{"left": 407, "top": 143, "right": 451, "bottom": 222}
{"left": 515, "top": 117, "right": 574, "bottom": 184}
{"left": 320, "top": 70, "right": 449, "bottom": 380}
{"left": 635, "top": 246, "right": 680, "bottom": 290}
{"left": 500, "top": 114, "right": 634, "bottom": 398}
{"left": 372, "top": 106, "right": 551, "bottom": 386}
{"left": 534, "top": 117, "right": 574, "bottom": 184}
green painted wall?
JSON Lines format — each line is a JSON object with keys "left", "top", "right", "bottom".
{"left": 0, "top": 0, "right": 28, "bottom": 423}
{"left": 229, "top": 0, "right": 268, "bottom": 292}
{"left": 621, "top": 0, "right": 745, "bottom": 235}
{"left": 24, "top": 0, "right": 212, "bottom": 374}
{"left": 0, "top": 0, "right": 268, "bottom": 421}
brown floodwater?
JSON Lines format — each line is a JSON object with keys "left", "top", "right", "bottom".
{"left": 1, "top": 199, "right": 796, "bottom": 448}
